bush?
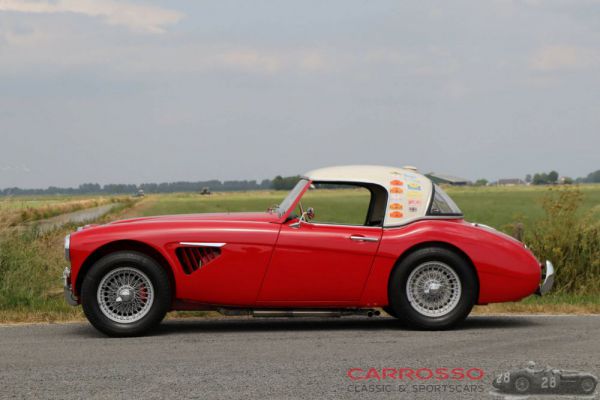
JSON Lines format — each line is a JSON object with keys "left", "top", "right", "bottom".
{"left": 526, "top": 186, "right": 600, "bottom": 294}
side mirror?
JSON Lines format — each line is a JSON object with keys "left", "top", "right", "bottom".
{"left": 290, "top": 208, "right": 315, "bottom": 229}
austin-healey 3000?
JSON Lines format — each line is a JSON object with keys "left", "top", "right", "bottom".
{"left": 63, "top": 165, "right": 554, "bottom": 336}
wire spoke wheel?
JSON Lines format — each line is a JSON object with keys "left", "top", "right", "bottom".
{"left": 514, "top": 377, "right": 530, "bottom": 393}
{"left": 406, "top": 261, "right": 461, "bottom": 318}
{"left": 97, "top": 267, "right": 154, "bottom": 323}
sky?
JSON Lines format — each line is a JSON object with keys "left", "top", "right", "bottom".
{"left": 1, "top": 0, "right": 599, "bottom": 189}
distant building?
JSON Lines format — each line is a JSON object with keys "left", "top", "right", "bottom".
{"left": 497, "top": 178, "right": 525, "bottom": 186}
{"left": 426, "top": 173, "right": 471, "bottom": 186}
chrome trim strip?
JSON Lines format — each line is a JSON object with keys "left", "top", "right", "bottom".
{"left": 350, "top": 235, "right": 379, "bottom": 242}
{"left": 179, "top": 242, "right": 226, "bottom": 248}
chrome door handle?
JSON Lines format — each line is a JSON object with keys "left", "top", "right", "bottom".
{"left": 350, "top": 235, "right": 379, "bottom": 242}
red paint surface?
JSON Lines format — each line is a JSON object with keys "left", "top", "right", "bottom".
{"left": 68, "top": 200, "right": 541, "bottom": 309}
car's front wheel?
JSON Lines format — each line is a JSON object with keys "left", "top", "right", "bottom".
{"left": 388, "top": 247, "right": 477, "bottom": 330}
{"left": 81, "top": 251, "right": 171, "bottom": 337}
{"left": 513, "top": 376, "right": 531, "bottom": 394}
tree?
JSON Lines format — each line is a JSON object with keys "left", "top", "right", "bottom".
{"left": 525, "top": 174, "right": 532, "bottom": 183}
{"left": 548, "top": 171, "right": 559, "bottom": 183}
{"left": 474, "top": 179, "right": 488, "bottom": 186}
{"left": 533, "top": 173, "right": 547, "bottom": 185}
{"left": 271, "top": 175, "right": 301, "bottom": 190}
{"left": 584, "top": 170, "right": 600, "bottom": 183}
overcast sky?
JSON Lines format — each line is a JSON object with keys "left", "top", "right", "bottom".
{"left": 1, "top": 0, "right": 599, "bottom": 188}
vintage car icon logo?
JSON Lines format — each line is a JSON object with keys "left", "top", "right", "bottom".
{"left": 492, "top": 361, "right": 598, "bottom": 396}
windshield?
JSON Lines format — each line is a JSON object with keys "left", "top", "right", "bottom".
{"left": 428, "top": 184, "right": 462, "bottom": 215}
{"left": 275, "top": 179, "right": 308, "bottom": 216}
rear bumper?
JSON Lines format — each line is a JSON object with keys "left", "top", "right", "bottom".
{"left": 536, "top": 260, "right": 555, "bottom": 296}
{"left": 63, "top": 267, "right": 78, "bottom": 306}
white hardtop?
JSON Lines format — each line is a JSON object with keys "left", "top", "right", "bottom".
{"left": 303, "top": 165, "right": 434, "bottom": 227}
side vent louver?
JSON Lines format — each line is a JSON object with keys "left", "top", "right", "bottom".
{"left": 176, "top": 246, "right": 221, "bottom": 274}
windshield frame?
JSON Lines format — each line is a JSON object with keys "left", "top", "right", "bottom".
{"left": 275, "top": 178, "right": 310, "bottom": 218}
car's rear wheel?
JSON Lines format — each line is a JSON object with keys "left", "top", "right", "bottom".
{"left": 513, "top": 376, "right": 531, "bottom": 393}
{"left": 580, "top": 377, "right": 597, "bottom": 394}
{"left": 81, "top": 251, "right": 171, "bottom": 337}
{"left": 388, "top": 247, "right": 477, "bottom": 330}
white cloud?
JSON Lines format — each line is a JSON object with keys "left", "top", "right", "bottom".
{"left": 530, "top": 45, "right": 600, "bottom": 71}
{"left": 0, "top": 0, "right": 183, "bottom": 34}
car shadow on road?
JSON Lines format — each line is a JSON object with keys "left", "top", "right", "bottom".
{"left": 147, "top": 315, "right": 540, "bottom": 336}
{"left": 71, "top": 315, "right": 540, "bottom": 338}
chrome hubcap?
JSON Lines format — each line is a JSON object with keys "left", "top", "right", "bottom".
{"left": 97, "top": 267, "right": 154, "bottom": 323}
{"left": 406, "top": 261, "right": 461, "bottom": 317}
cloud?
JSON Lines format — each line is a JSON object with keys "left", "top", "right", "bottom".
{"left": 0, "top": 0, "right": 183, "bottom": 34}
{"left": 529, "top": 45, "right": 600, "bottom": 71}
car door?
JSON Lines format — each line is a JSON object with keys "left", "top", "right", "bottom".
{"left": 257, "top": 182, "right": 383, "bottom": 305}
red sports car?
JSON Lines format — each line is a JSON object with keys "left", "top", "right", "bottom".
{"left": 63, "top": 165, "right": 554, "bottom": 336}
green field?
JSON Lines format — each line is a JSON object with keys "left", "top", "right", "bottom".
{"left": 134, "top": 184, "right": 600, "bottom": 231}
{"left": 0, "top": 184, "right": 599, "bottom": 323}
{"left": 446, "top": 185, "right": 600, "bottom": 228}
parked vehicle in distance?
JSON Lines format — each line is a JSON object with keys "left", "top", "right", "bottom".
{"left": 493, "top": 361, "right": 597, "bottom": 395}
{"left": 63, "top": 165, "right": 554, "bottom": 336}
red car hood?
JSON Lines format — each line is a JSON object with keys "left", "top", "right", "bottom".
{"left": 107, "top": 212, "right": 280, "bottom": 226}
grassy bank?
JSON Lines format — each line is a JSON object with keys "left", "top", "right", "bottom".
{"left": 0, "top": 195, "right": 131, "bottom": 227}
{"left": 0, "top": 198, "right": 138, "bottom": 323}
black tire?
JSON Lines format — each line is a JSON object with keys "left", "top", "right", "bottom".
{"left": 580, "top": 377, "right": 597, "bottom": 394}
{"left": 81, "top": 251, "right": 171, "bottom": 337}
{"left": 388, "top": 247, "right": 477, "bottom": 330}
{"left": 513, "top": 375, "right": 531, "bottom": 394}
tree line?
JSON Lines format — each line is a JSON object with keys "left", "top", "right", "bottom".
{"left": 2, "top": 169, "right": 598, "bottom": 196}
{"left": 0, "top": 176, "right": 303, "bottom": 196}
{"left": 526, "top": 169, "right": 600, "bottom": 185}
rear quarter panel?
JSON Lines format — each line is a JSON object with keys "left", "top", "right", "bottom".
{"left": 360, "top": 219, "right": 541, "bottom": 306}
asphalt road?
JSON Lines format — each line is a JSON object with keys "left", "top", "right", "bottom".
{"left": 0, "top": 315, "right": 598, "bottom": 399}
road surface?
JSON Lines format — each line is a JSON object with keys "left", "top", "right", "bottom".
{"left": 33, "top": 203, "right": 119, "bottom": 233}
{"left": 0, "top": 315, "right": 598, "bottom": 399}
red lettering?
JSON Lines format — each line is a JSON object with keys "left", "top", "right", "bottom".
{"left": 365, "top": 368, "right": 381, "bottom": 381}
{"left": 451, "top": 368, "right": 465, "bottom": 380}
{"left": 347, "top": 368, "right": 364, "bottom": 381}
{"left": 436, "top": 368, "right": 449, "bottom": 380}
{"left": 398, "top": 368, "right": 415, "bottom": 380}
{"left": 382, "top": 368, "right": 397, "bottom": 380}
{"left": 416, "top": 368, "right": 433, "bottom": 380}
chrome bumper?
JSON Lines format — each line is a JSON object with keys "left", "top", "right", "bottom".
{"left": 536, "top": 260, "right": 555, "bottom": 296}
{"left": 63, "top": 267, "right": 78, "bottom": 306}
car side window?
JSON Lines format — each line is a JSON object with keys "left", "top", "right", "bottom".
{"left": 295, "top": 183, "right": 372, "bottom": 226}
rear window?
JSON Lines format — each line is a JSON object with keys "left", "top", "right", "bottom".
{"left": 428, "top": 185, "right": 462, "bottom": 216}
